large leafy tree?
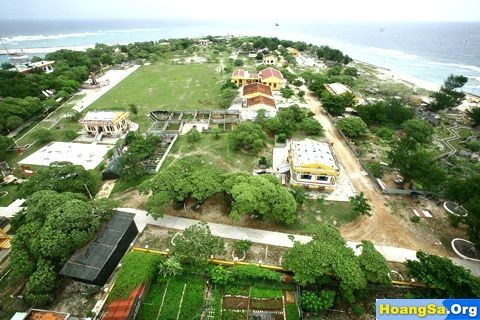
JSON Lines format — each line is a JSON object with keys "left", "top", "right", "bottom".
{"left": 224, "top": 174, "right": 297, "bottom": 225}
{"left": 430, "top": 74, "right": 468, "bottom": 111}
{"left": 336, "top": 116, "right": 369, "bottom": 139}
{"left": 173, "top": 221, "right": 225, "bottom": 266}
{"left": 10, "top": 190, "right": 114, "bottom": 306}
{"left": 142, "top": 156, "right": 225, "bottom": 218}
{"left": 282, "top": 224, "right": 367, "bottom": 302}
{"left": 119, "top": 132, "right": 160, "bottom": 181}
{"left": 228, "top": 122, "right": 267, "bottom": 153}
{"left": 321, "top": 91, "right": 356, "bottom": 116}
{"left": 406, "top": 252, "right": 480, "bottom": 298}
{"left": 401, "top": 118, "right": 434, "bottom": 146}
{"left": 0, "top": 135, "right": 14, "bottom": 160}
{"left": 357, "top": 98, "right": 414, "bottom": 127}
{"left": 357, "top": 241, "right": 391, "bottom": 285}
{"left": 18, "top": 162, "right": 101, "bottom": 198}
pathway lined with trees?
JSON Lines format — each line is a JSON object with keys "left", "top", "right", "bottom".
{"left": 118, "top": 208, "right": 480, "bottom": 277}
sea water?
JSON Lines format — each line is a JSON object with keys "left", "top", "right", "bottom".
{"left": 0, "top": 19, "right": 479, "bottom": 95}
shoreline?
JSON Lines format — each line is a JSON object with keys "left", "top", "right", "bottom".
{"left": 354, "top": 59, "right": 440, "bottom": 92}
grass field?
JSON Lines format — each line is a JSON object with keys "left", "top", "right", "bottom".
{"left": 162, "top": 133, "right": 273, "bottom": 173}
{"left": 89, "top": 63, "right": 224, "bottom": 132}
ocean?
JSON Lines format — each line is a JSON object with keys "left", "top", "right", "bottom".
{"left": 1, "top": 19, "right": 479, "bottom": 95}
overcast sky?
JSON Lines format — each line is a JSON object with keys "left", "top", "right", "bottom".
{"left": 2, "top": 0, "right": 480, "bottom": 21}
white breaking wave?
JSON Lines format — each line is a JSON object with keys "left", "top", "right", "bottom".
{"left": 2, "top": 32, "right": 103, "bottom": 43}
{"left": 0, "top": 45, "right": 94, "bottom": 55}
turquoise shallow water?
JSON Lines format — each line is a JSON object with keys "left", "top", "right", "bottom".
{"left": 1, "top": 19, "right": 479, "bottom": 95}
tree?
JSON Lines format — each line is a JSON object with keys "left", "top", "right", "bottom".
{"left": 219, "top": 87, "right": 237, "bottom": 109}
{"left": 336, "top": 116, "right": 369, "bottom": 139}
{"left": 225, "top": 174, "right": 297, "bottom": 224}
{"left": 349, "top": 192, "right": 372, "bottom": 217}
{"left": 321, "top": 91, "right": 356, "bottom": 116}
{"left": 389, "top": 147, "right": 446, "bottom": 191}
{"left": 357, "top": 241, "right": 391, "bottom": 285}
{"left": 281, "top": 87, "right": 295, "bottom": 99}
{"left": 343, "top": 67, "right": 358, "bottom": 76}
{"left": 401, "top": 119, "right": 434, "bottom": 145}
{"left": 228, "top": 122, "right": 267, "bottom": 153}
{"left": 445, "top": 175, "right": 480, "bottom": 248}
{"left": 186, "top": 127, "right": 201, "bottom": 142}
{"left": 301, "top": 117, "right": 324, "bottom": 136}
{"left": 6, "top": 115, "right": 23, "bottom": 130}
{"left": 430, "top": 75, "right": 468, "bottom": 111}
{"left": 33, "top": 128, "right": 54, "bottom": 143}
{"left": 467, "top": 107, "right": 480, "bottom": 127}
{"left": 142, "top": 156, "right": 224, "bottom": 218}
{"left": 406, "top": 252, "right": 480, "bottom": 298}
{"left": 10, "top": 190, "right": 109, "bottom": 306}
{"left": 119, "top": 133, "right": 159, "bottom": 181}
{"left": 282, "top": 224, "right": 366, "bottom": 302}
{"left": 173, "top": 221, "right": 225, "bottom": 266}
{"left": 18, "top": 162, "right": 101, "bottom": 198}
{"left": 357, "top": 99, "right": 414, "bottom": 127}
{"left": 233, "top": 59, "right": 244, "bottom": 67}
{"left": 0, "top": 135, "right": 14, "bottom": 160}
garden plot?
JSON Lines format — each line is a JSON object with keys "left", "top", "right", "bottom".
{"left": 138, "top": 274, "right": 205, "bottom": 320}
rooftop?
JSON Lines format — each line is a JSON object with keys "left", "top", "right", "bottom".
{"left": 232, "top": 69, "right": 258, "bottom": 79}
{"left": 259, "top": 67, "right": 284, "bottom": 80}
{"left": 11, "top": 309, "right": 70, "bottom": 320}
{"left": 102, "top": 284, "right": 146, "bottom": 320}
{"left": 325, "top": 83, "right": 351, "bottom": 95}
{"left": 60, "top": 211, "right": 136, "bottom": 283}
{"left": 246, "top": 96, "right": 276, "bottom": 109}
{"left": 81, "top": 111, "right": 127, "bottom": 122}
{"left": 290, "top": 139, "right": 338, "bottom": 170}
{"left": 242, "top": 83, "right": 273, "bottom": 97}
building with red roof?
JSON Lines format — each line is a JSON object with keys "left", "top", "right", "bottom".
{"left": 258, "top": 67, "right": 286, "bottom": 91}
{"left": 242, "top": 83, "right": 273, "bottom": 99}
{"left": 246, "top": 96, "right": 276, "bottom": 111}
{"left": 101, "top": 284, "right": 146, "bottom": 320}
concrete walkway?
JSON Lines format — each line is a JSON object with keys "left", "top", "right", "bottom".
{"left": 119, "top": 208, "right": 480, "bottom": 276}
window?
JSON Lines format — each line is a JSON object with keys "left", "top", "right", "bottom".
{"left": 273, "top": 83, "right": 277, "bottom": 88}
{"left": 317, "top": 176, "right": 329, "bottom": 182}
{"left": 300, "top": 174, "right": 312, "bottom": 180}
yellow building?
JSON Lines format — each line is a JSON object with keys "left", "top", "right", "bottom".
{"left": 288, "top": 139, "right": 340, "bottom": 191}
{"left": 79, "top": 111, "right": 131, "bottom": 136}
{"left": 232, "top": 67, "right": 285, "bottom": 90}
{"left": 287, "top": 47, "right": 299, "bottom": 57}
{"left": 258, "top": 67, "right": 286, "bottom": 91}
{"left": 231, "top": 69, "right": 259, "bottom": 86}
{"left": 263, "top": 55, "right": 277, "bottom": 65}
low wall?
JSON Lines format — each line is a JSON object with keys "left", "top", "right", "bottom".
{"left": 154, "top": 134, "right": 178, "bottom": 172}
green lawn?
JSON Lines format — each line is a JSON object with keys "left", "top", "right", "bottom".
{"left": 0, "top": 184, "right": 19, "bottom": 207}
{"left": 89, "top": 63, "right": 224, "bottom": 132}
{"left": 162, "top": 133, "right": 273, "bottom": 174}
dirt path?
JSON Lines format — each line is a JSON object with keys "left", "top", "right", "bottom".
{"left": 304, "top": 91, "right": 450, "bottom": 256}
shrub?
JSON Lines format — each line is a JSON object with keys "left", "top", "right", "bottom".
{"left": 63, "top": 130, "right": 78, "bottom": 141}
{"left": 301, "top": 290, "right": 335, "bottom": 312}
{"left": 352, "top": 304, "right": 364, "bottom": 316}
{"left": 465, "top": 140, "right": 480, "bottom": 152}
{"left": 210, "top": 265, "right": 230, "bottom": 285}
{"left": 365, "top": 161, "right": 385, "bottom": 178}
{"left": 277, "top": 133, "right": 286, "bottom": 143}
{"left": 336, "top": 116, "right": 369, "bottom": 139}
{"left": 186, "top": 127, "right": 201, "bottom": 142}
{"left": 375, "top": 127, "right": 394, "bottom": 139}
{"left": 33, "top": 128, "right": 54, "bottom": 143}
{"left": 410, "top": 215, "right": 420, "bottom": 223}
{"left": 232, "top": 239, "right": 252, "bottom": 253}
{"left": 230, "top": 265, "right": 280, "bottom": 283}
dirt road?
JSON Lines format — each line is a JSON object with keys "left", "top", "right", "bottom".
{"left": 305, "top": 91, "right": 450, "bottom": 256}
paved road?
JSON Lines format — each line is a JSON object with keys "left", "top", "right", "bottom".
{"left": 119, "top": 208, "right": 480, "bottom": 277}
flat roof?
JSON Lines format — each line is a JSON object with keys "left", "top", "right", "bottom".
{"left": 326, "top": 82, "right": 351, "bottom": 95}
{"left": 290, "top": 139, "right": 338, "bottom": 170}
{"left": 81, "top": 111, "right": 126, "bottom": 122}
{"left": 18, "top": 142, "right": 112, "bottom": 170}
